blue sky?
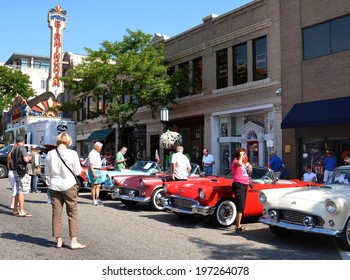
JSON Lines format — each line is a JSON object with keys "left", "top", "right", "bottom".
{"left": 0, "top": 0, "right": 251, "bottom": 62}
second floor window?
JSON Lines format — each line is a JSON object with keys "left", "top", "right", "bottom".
{"left": 192, "top": 57, "right": 202, "bottom": 94}
{"left": 217, "top": 49, "right": 228, "bottom": 89}
{"left": 303, "top": 15, "right": 350, "bottom": 60}
{"left": 253, "top": 36, "right": 268, "bottom": 81}
{"left": 233, "top": 43, "right": 248, "bottom": 85}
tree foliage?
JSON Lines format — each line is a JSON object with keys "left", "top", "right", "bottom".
{"left": 0, "top": 65, "right": 35, "bottom": 112}
{"left": 62, "top": 29, "right": 176, "bottom": 145}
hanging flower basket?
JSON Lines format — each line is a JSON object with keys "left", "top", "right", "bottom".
{"left": 160, "top": 130, "right": 182, "bottom": 150}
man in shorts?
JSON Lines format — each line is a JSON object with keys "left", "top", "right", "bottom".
{"left": 12, "top": 135, "right": 32, "bottom": 217}
{"left": 88, "top": 142, "right": 103, "bottom": 206}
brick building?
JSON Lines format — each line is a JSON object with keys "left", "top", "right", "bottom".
{"left": 72, "top": 0, "right": 282, "bottom": 174}
{"left": 280, "top": 0, "right": 350, "bottom": 179}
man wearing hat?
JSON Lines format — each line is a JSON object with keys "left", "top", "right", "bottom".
{"left": 88, "top": 142, "right": 103, "bottom": 206}
{"left": 12, "top": 135, "right": 32, "bottom": 217}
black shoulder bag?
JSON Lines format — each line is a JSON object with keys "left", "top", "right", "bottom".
{"left": 55, "top": 148, "right": 80, "bottom": 187}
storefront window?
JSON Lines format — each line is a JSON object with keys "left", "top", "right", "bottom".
{"left": 220, "top": 117, "right": 229, "bottom": 137}
{"left": 300, "top": 137, "right": 350, "bottom": 180}
{"left": 219, "top": 143, "right": 241, "bottom": 175}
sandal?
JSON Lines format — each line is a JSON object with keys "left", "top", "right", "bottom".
{"left": 235, "top": 226, "right": 247, "bottom": 233}
{"left": 17, "top": 213, "right": 32, "bottom": 217}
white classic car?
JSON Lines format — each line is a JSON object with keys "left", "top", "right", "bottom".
{"left": 259, "top": 166, "right": 350, "bottom": 251}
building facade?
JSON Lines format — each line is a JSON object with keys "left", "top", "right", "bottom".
{"left": 280, "top": 0, "right": 350, "bottom": 179}
{"left": 148, "top": 0, "right": 282, "bottom": 174}
{"left": 68, "top": 0, "right": 282, "bottom": 173}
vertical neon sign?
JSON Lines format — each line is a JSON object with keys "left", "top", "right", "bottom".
{"left": 48, "top": 5, "right": 67, "bottom": 97}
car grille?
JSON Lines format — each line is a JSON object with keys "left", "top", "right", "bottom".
{"left": 275, "top": 209, "right": 325, "bottom": 227}
{"left": 119, "top": 188, "right": 140, "bottom": 197}
{"left": 169, "top": 196, "right": 198, "bottom": 210}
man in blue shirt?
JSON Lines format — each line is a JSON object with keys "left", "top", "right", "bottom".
{"left": 269, "top": 152, "right": 283, "bottom": 179}
{"left": 323, "top": 152, "right": 337, "bottom": 182}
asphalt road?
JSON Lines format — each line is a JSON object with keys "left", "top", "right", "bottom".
{"left": 0, "top": 178, "right": 348, "bottom": 261}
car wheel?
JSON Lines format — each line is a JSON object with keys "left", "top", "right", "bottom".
{"left": 335, "top": 217, "right": 350, "bottom": 251}
{"left": 120, "top": 199, "right": 138, "bottom": 206}
{"left": 0, "top": 164, "right": 8, "bottom": 179}
{"left": 269, "top": 225, "right": 292, "bottom": 237}
{"left": 212, "top": 200, "right": 237, "bottom": 227}
{"left": 150, "top": 188, "right": 165, "bottom": 211}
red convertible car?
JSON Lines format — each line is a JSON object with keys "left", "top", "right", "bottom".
{"left": 161, "top": 166, "right": 322, "bottom": 227}
{"left": 110, "top": 163, "right": 203, "bottom": 210}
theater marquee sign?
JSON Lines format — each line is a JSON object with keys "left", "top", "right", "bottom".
{"left": 47, "top": 5, "right": 67, "bottom": 97}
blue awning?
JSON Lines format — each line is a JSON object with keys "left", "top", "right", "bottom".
{"left": 281, "top": 97, "right": 350, "bottom": 129}
{"left": 85, "top": 128, "right": 115, "bottom": 142}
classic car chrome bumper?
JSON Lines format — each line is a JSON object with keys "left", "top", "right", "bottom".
{"left": 82, "top": 181, "right": 115, "bottom": 192}
{"left": 161, "top": 197, "right": 215, "bottom": 216}
{"left": 111, "top": 189, "right": 150, "bottom": 202}
{"left": 259, "top": 217, "right": 342, "bottom": 236}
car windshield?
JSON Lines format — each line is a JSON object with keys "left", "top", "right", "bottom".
{"left": 81, "top": 158, "right": 113, "bottom": 168}
{"left": 326, "top": 168, "right": 350, "bottom": 185}
{"left": 0, "top": 145, "right": 13, "bottom": 153}
{"left": 251, "top": 167, "right": 274, "bottom": 180}
{"left": 163, "top": 163, "right": 201, "bottom": 176}
{"left": 129, "top": 161, "right": 159, "bottom": 172}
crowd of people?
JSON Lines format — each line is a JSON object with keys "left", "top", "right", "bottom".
{"left": 5, "top": 132, "right": 350, "bottom": 245}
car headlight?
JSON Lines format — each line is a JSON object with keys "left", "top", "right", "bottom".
{"left": 163, "top": 186, "right": 168, "bottom": 194}
{"left": 326, "top": 199, "right": 337, "bottom": 214}
{"left": 199, "top": 189, "right": 205, "bottom": 199}
{"left": 140, "top": 180, "right": 145, "bottom": 189}
{"left": 259, "top": 192, "right": 267, "bottom": 204}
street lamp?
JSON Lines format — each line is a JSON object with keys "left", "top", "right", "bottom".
{"left": 160, "top": 107, "right": 169, "bottom": 130}
{"left": 160, "top": 107, "right": 169, "bottom": 170}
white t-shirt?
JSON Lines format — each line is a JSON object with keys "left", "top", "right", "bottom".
{"left": 202, "top": 154, "right": 215, "bottom": 166}
{"left": 303, "top": 172, "right": 317, "bottom": 182}
{"left": 334, "top": 173, "right": 349, "bottom": 184}
{"left": 171, "top": 152, "right": 191, "bottom": 180}
{"left": 88, "top": 148, "right": 102, "bottom": 169}
{"left": 45, "top": 147, "right": 82, "bottom": 191}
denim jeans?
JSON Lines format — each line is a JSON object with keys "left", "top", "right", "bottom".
{"left": 31, "top": 175, "right": 38, "bottom": 192}
{"left": 204, "top": 166, "right": 213, "bottom": 175}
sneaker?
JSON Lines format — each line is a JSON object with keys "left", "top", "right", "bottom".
{"left": 47, "top": 199, "right": 52, "bottom": 204}
{"left": 35, "top": 190, "right": 41, "bottom": 193}
{"left": 93, "top": 200, "right": 99, "bottom": 206}
{"left": 96, "top": 199, "right": 103, "bottom": 205}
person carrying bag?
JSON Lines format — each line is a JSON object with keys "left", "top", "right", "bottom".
{"left": 45, "top": 132, "right": 86, "bottom": 250}
{"left": 12, "top": 135, "right": 32, "bottom": 217}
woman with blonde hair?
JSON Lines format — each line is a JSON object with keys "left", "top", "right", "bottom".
{"left": 45, "top": 132, "right": 85, "bottom": 249}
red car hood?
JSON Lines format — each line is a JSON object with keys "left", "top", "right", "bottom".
{"left": 165, "top": 177, "right": 233, "bottom": 199}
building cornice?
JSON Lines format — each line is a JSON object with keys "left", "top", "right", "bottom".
{"left": 210, "top": 18, "right": 272, "bottom": 47}
{"left": 165, "top": 43, "right": 206, "bottom": 63}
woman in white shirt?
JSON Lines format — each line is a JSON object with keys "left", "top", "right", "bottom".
{"left": 45, "top": 132, "right": 85, "bottom": 250}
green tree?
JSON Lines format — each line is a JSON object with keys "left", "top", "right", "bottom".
{"left": 62, "top": 29, "right": 176, "bottom": 148}
{"left": 0, "top": 65, "right": 35, "bottom": 112}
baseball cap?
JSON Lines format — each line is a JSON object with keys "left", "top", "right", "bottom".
{"left": 16, "top": 135, "right": 25, "bottom": 143}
